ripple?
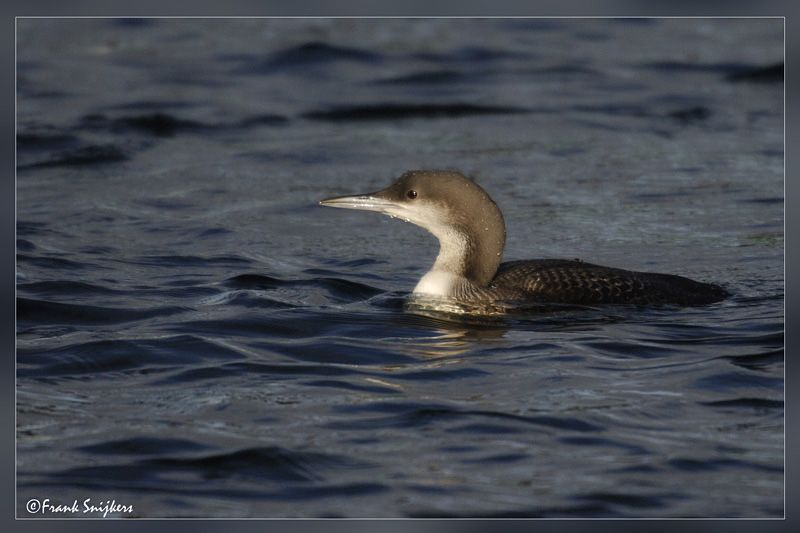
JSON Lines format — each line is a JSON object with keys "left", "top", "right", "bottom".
{"left": 666, "top": 457, "right": 782, "bottom": 473}
{"left": 18, "top": 254, "right": 102, "bottom": 271}
{"left": 371, "top": 69, "right": 474, "bottom": 85}
{"left": 726, "top": 62, "right": 783, "bottom": 83}
{"left": 225, "top": 273, "right": 383, "bottom": 301}
{"left": 16, "top": 239, "right": 36, "bottom": 251}
{"left": 723, "top": 348, "right": 784, "bottom": 371}
{"left": 302, "top": 379, "right": 402, "bottom": 394}
{"left": 301, "top": 103, "right": 529, "bottom": 122}
{"left": 700, "top": 398, "right": 783, "bottom": 410}
{"left": 128, "top": 254, "right": 253, "bottom": 268}
{"left": 230, "top": 42, "right": 383, "bottom": 75}
{"left": 17, "top": 130, "right": 81, "bottom": 152}
{"left": 326, "top": 403, "right": 602, "bottom": 432}
{"left": 259, "top": 339, "right": 419, "bottom": 366}
{"left": 412, "top": 45, "right": 530, "bottom": 63}
{"left": 557, "top": 436, "right": 648, "bottom": 455}
{"left": 691, "top": 370, "right": 783, "bottom": 392}
{"left": 18, "top": 334, "right": 244, "bottom": 378}
{"left": 18, "top": 280, "right": 122, "bottom": 297}
{"left": 582, "top": 339, "right": 681, "bottom": 359}
{"left": 636, "top": 60, "right": 761, "bottom": 74}
{"left": 18, "top": 144, "right": 129, "bottom": 169}
{"left": 81, "top": 112, "right": 209, "bottom": 137}
{"left": 77, "top": 437, "right": 214, "bottom": 456}
{"left": 17, "top": 297, "right": 189, "bottom": 326}
{"left": 141, "top": 446, "right": 365, "bottom": 482}
{"left": 26, "top": 446, "right": 383, "bottom": 501}
{"left": 152, "top": 361, "right": 363, "bottom": 385}
{"left": 80, "top": 111, "right": 289, "bottom": 138}
{"left": 573, "top": 491, "right": 674, "bottom": 510}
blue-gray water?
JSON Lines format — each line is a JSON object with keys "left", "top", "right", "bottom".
{"left": 16, "top": 18, "right": 783, "bottom": 518}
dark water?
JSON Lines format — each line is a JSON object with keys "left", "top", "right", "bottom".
{"left": 16, "top": 18, "right": 783, "bottom": 518}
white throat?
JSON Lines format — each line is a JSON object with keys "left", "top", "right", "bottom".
{"left": 413, "top": 270, "right": 464, "bottom": 297}
{"left": 386, "top": 202, "right": 488, "bottom": 297}
{"left": 412, "top": 229, "right": 470, "bottom": 297}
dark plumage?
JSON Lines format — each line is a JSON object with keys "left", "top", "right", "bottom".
{"left": 488, "top": 259, "right": 727, "bottom": 306}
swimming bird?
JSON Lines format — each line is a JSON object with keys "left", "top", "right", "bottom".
{"left": 319, "top": 170, "right": 728, "bottom": 308}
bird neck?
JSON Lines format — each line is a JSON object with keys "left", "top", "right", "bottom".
{"left": 427, "top": 214, "right": 505, "bottom": 288}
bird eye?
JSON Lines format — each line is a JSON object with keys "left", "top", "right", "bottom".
{"left": 406, "top": 190, "right": 418, "bottom": 199}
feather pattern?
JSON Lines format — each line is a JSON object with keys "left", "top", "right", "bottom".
{"left": 450, "top": 259, "right": 727, "bottom": 306}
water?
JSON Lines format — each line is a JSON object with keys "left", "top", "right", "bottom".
{"left": 16, "top": 18, "right": 783, "bottom": 518}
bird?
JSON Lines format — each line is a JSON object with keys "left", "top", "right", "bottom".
{"left": 319, "top": 170, "right": 728, "bottom": 311}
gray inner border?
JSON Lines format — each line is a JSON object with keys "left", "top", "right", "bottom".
{"left": 5, "top": 2, "right": 796, "bottom": 531}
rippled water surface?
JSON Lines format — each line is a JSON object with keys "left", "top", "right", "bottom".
{"left": 16, "top": 18, "right": 783, "bottom": 517}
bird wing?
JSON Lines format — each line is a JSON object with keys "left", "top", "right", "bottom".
{"left": 492, "top": 259, "right": 726, "bottom": 305}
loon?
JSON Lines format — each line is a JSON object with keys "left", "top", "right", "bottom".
{"left": 319, "top": 170, "right": 728, "bottom": 308}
